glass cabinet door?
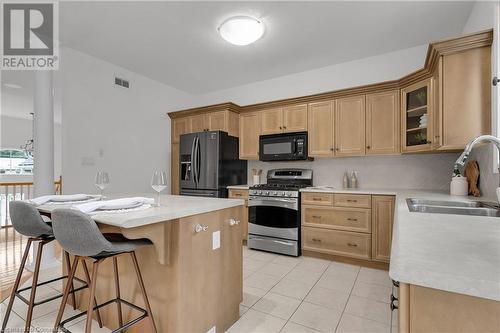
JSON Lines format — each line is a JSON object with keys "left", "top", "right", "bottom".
{"left": 401, "top": 78, "right": 433, "bottom": 152}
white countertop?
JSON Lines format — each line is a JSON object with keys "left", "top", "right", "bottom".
{"left": 302, "top": 187, "right": 500, "bottom": 301}
{"left": 38, "top": 195, "right": 245, "bottom": 229}
{"left": 227, "top": 185, "right": 251, "bottom": 190}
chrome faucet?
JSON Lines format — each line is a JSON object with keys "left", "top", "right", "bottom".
{"left": 454, "top": 135, "right": 500, "bottom": 202}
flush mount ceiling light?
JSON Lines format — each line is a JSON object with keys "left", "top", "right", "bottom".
{"left": 218, "top": 16, "right": 265, "bottom": 46}
{"left": 3, "top": 83, "right": 22, "bottom": 89}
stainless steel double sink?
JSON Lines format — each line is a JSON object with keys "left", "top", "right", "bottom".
{"left": 406, "top": 198, "right": 500, "bottom": 217}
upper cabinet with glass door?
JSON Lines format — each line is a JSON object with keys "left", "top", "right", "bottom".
{"left": 401, "top": 78, "right": 433, "bottom": 152}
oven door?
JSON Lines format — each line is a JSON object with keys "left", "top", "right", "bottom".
{"left": 248, "top": 197, "right": 299, "bottom": 240}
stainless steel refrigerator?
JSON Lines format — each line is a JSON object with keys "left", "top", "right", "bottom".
{"left": 179, "top": 131, "right": 247, "bottom": 198}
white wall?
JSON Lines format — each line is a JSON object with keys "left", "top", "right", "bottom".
{"left": 462, "top": 1, "right": 498, "bottom": 198}
{"left": 59, "top": 47, "right": 195, "bottom": 194}
{"left": 196, "top": 44, "right": 427, "bottom": 106}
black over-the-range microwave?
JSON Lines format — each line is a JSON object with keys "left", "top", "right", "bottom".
{"left": 259, "top": 132, "right": 308, "bottom": 161}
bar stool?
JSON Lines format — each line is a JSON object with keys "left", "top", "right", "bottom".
{"left": 51, "top": 209, "right": 157, "bottom": 333}
{"left": 1, "top": 201, "right": 102, "bottom": 333}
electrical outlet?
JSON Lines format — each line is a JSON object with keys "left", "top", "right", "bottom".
{"left": 212, "top": 231, "right": 220, "bottom": 250}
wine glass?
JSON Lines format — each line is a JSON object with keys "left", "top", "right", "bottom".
{"left": 95, "top": 171, "right": 109, "bottom": 197}
{"left": 151, "top": 170, "right": 167, "bottom": 207}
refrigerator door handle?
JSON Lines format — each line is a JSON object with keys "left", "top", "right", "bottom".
{"left": 196, "top": 136, "right": 201, "bottom": 184}
{"left": 190, "top": 136, "right": 196, "bottom": 183}
{"left": 193, "top": 136, "right": 200, "bottom": 185}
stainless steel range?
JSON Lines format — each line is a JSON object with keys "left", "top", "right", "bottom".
{"left": 247, "top": 169, "right": 313, "bottom": 256}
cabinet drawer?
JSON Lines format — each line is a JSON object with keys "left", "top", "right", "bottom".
{"left": 301, "top": 192, "right": 334, "bottom": 206}
{"left": 302, "top": 227, "right": 371, "bottom": 260}
{"left": 334, "top": 194, "right": 371, "bottom": 208}
{"left": 228, "top": 189, "right": 248, "bottom": 200}
{"left": 302, "top": 206, "right": 371, "bottom": 233}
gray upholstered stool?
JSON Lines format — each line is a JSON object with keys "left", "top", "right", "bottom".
{"left": 1, "top": 201, "right": 102, "bottom": 333}
{"left": 51, "top": 209, "right": 157, "bottom": 333}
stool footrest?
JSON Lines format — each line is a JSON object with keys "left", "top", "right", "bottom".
{"left": 59, "top": 297, "right": 149, "bottom": 333}
{"left": 15, "top": 276, "right": 88, "bottom": 306}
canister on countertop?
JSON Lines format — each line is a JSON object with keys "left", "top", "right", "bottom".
{"left": 450, "top": 175, "right": 468, "bottom": 196}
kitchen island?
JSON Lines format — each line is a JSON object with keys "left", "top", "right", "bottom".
{"left": 38, "top": 195, "right": 245, "bottom": 333}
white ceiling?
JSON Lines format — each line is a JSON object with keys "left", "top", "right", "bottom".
{"left": 59, "top": 1, "right": 475, "bottom": 94}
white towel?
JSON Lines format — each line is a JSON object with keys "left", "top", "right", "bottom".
{"left": 30, "top": 194, "right": 91, "bottom": 206}
{"left": 74, "top": 197, "right": 154, "bottom": 214}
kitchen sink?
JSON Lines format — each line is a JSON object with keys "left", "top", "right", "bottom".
{"left": 406, "top": 198, "right": 500, "bottom": 217}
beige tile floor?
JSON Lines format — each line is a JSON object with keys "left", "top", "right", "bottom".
{"left": 1, "top": 246, "right": 397, "bottom": 333}
{"left": 230, "top": 247, "right": 397, "bottom": 333}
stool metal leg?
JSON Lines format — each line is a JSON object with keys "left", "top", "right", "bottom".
{"left": 82, "top": 259, "right": 103, "bottom": 328}
{"left": 25, "top": 239, "right": 46, "bottom": 331}
{"left": 85, "top": 259, "right": 102, "bottom": 333}
{"left": 112, "top": 257, "right": 123, "bottom": 328}
{"left": 130, "top": 251, "right": 157, "bottom": 333}
{"left": 53, "top": 256, "right": 80, "bottom": 333}
{"left": 1, "top": 238, "right": 32, "bottom": 333}
{"left": 64, "top": 251, "right": 77, "bottom": 310}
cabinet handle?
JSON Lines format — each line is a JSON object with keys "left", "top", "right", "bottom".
{"left": 426, "top": 140, "right": 432, "bottom": 144}
{"left": 347, "top": 218, "right": 358, "bottom": 222}
{"left": 312, "top": 198, "right": 322, "bottom": 201}
{"left": 194, "top": 224, "right": 208, "bottom": 233}
{"left": 366, "top": 146, "right": 371, "bottom": 149}
{"left": 312, "top": 238, "right": 322, "bottom": 242}
{"left": 347, "top": 242, "right": 358, "bottom": 247}
{"left": 229, "top": 218, "right": 240, "bottom": 226}
{"left": 312, "top": 215, "right": 322, "bottom": 219}
{"left": 330, "top": 148, "right": 334, "bottom": 151}
{"left": 279, "top": 126, "right": 283, "bottom": 130}
{"left": 347, "top": 199, "right": 358, "bottom": 203}
{"left": 283, "top": 126, "right": 287, "bottom": 129}
{"left": 234, "top": 193, "right": 242, "bottom": 197}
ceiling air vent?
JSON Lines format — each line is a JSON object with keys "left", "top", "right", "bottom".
{"left": 114, "top": 76, "right": 129, "bottom": 88}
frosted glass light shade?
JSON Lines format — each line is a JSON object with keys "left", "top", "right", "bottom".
{"left": 218, "top": 16, "right": 265, "bottom": 46}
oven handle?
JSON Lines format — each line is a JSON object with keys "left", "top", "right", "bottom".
{"left": 248, "top": 197, "right": 298, "bottom": 210}
{"left": 249, "top": 236, "right": 295, "bottom": 246}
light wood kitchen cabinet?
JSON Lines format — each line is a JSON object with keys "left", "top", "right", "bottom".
{"left": 228, "top": 189, "right": 249, "bottom": 241}
{"left": 302, "top": 226, "right": 372, "bottom": 260}
{"left": 437, "top": 46, "right": 491, "bottom": 150}
{"left": 366, "top": 90, "right": 400, "bottom": 155}
{"left": 261, "top": 108, "right": 283, "bottom": 135}
{"left": 189, "top": 114, "right": 206, "bottom": 133}
{"left": 301, "top": 192, "right": 395, "bottom": 266}
{"left": 335, "top": 95, "right": 366, "bottom": 157}
{"left": 397, "top": 283, "right": 500, "bottom": 333}
{"left": 371, "top": 195, "right": 395, "bottom": 263}
{"left": 188, "top": 111, "right": 239, "bottom": 137}
{"left": 172, "top": 118, "right": 190, "bottom": 144}
{"left": 239, "top": 112, "right": 261, "bottom": 160}
{"left": 171, "top": 143, "right": 180, "bottom": 195}
{"left": 283, "top": 104, "right": 308, "bottom": 132}
{"left": 307, "top": 101, "right": 334, "bottom": 157}
{"left": 401, "top": 78, "right": 434, "bottom": 152}
{"left": 260, "top": 105, "right": 308, "bottom": 135}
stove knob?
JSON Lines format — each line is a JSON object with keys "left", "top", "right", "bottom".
{"left": 287, "top": 192, "right": 292, "bottom": 197}
{"left": 273, "top": 191, "right": 278, "bottom": 196}
{"left": 281, "top": 192, "right": 286, "bottom": 196}
{"left": 265, "top": 191, "right": 270, "bottom": 195}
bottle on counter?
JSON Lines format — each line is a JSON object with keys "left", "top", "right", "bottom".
{"left": 343, "top": 172, "right": 349, "bottom": 189}
{"left": 350, "top": 171, "right": 358, "bottom": 189}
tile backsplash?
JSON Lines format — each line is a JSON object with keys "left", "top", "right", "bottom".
{"left": 248, "top": 153, "right": 460, "bottom": 191}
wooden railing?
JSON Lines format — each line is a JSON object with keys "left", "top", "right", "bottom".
{"left": 0, "top": 176, "right": 62, "bottom": 229}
